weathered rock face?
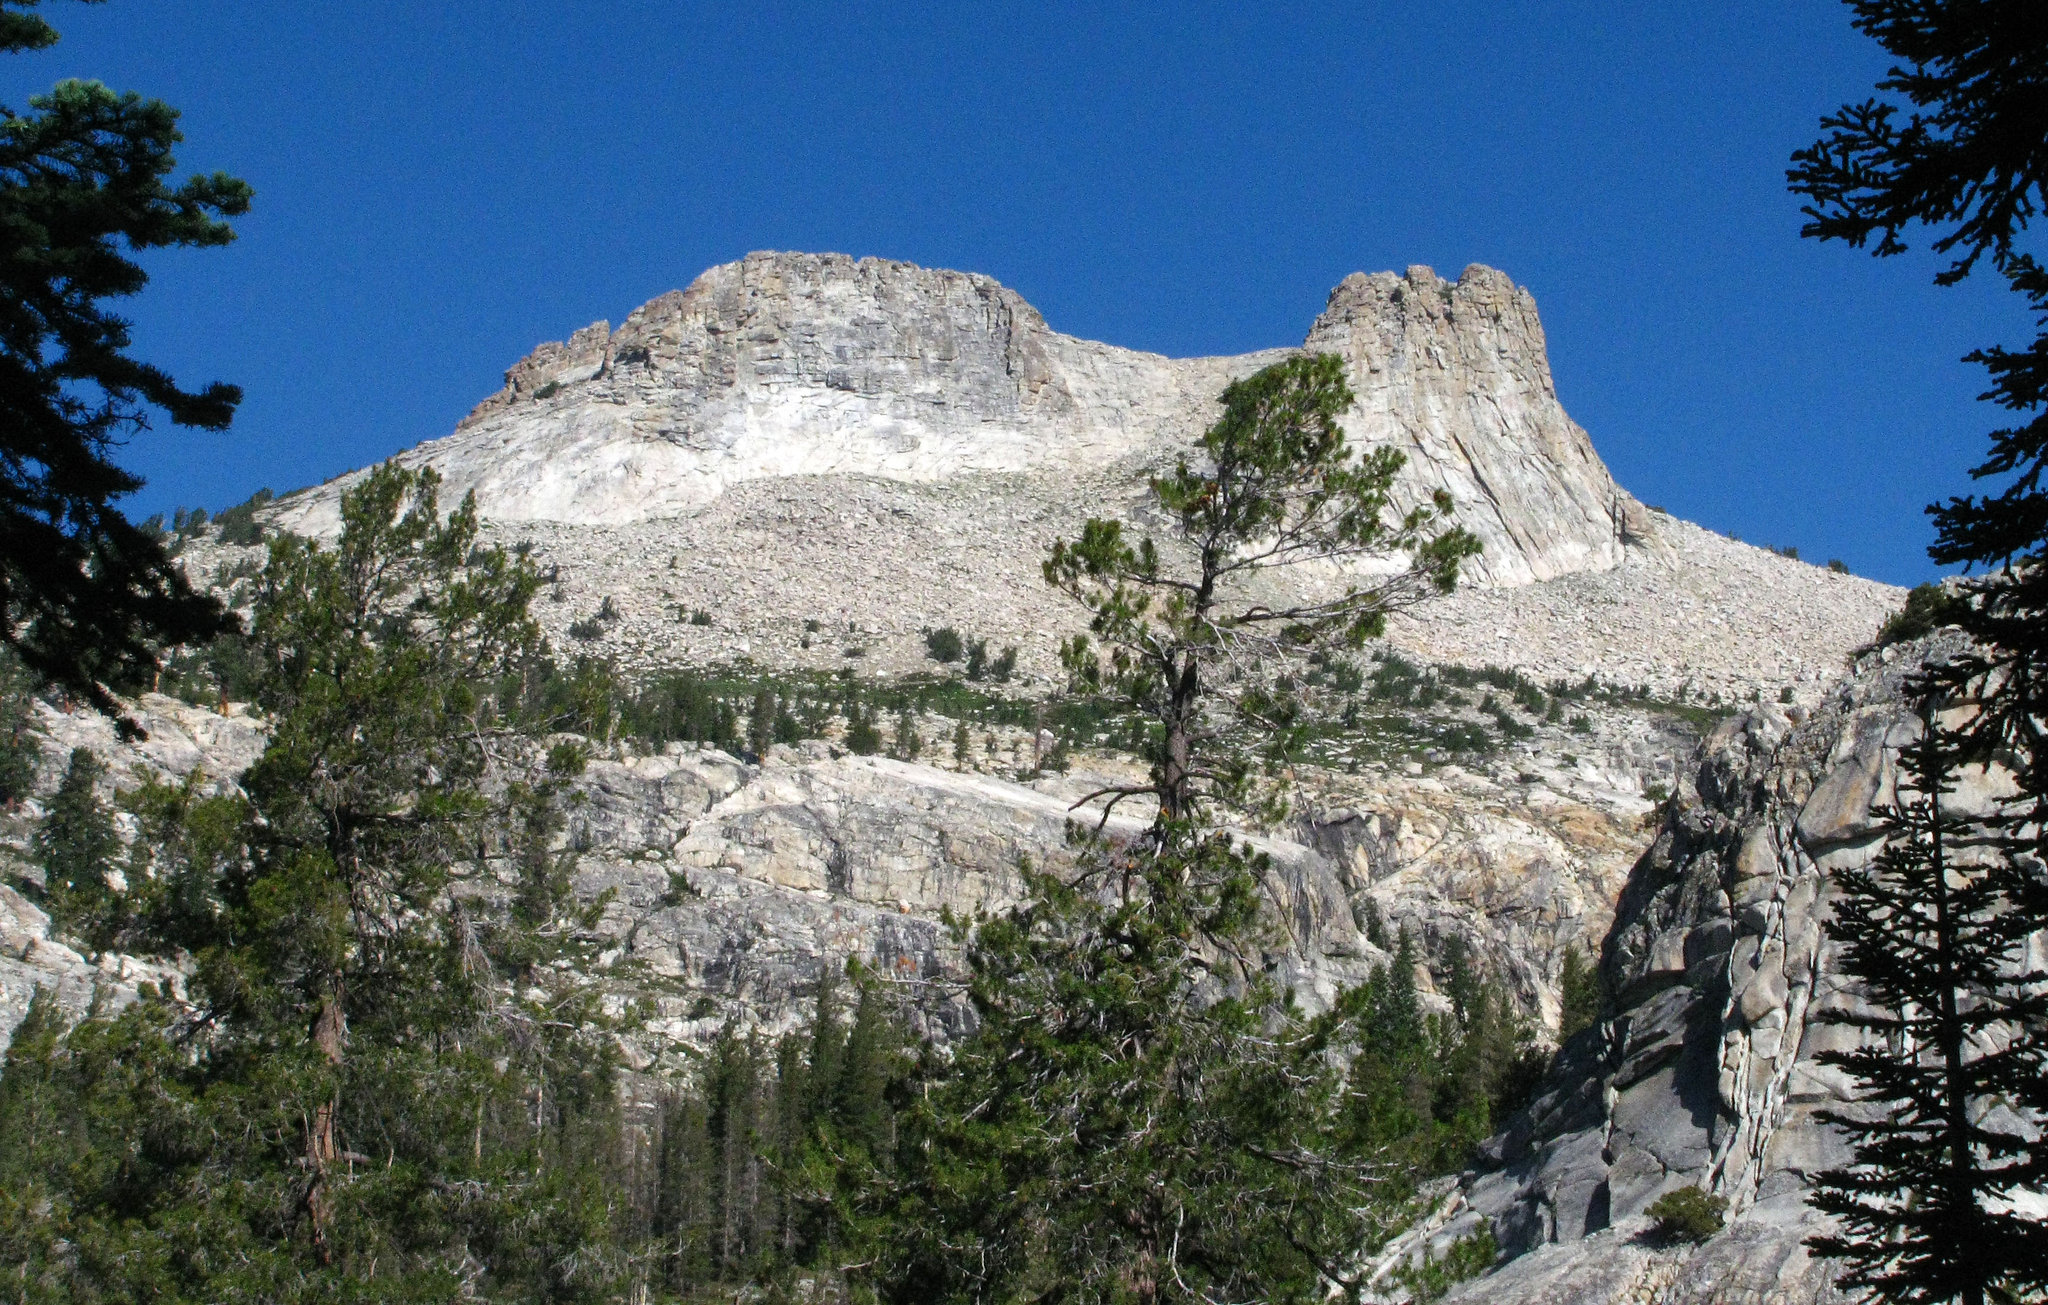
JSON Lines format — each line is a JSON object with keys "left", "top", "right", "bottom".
{"left": 270, "top": 252, "right": 1629, "bottom": 590}
{"left": 0, "top": 678, "right": 1685, "bottom": 1065}
{"left": 1412, "top": 634, "right": 1999, "bottom": 1305}
{"left": 1307, "top": 265, "right": 1640, "bottom": 587}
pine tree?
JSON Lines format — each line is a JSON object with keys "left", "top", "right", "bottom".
{"left": 867, "top": 829, "right": 1403, "bottom": 1305}
{"left": 0, "top": 649, "right": 38, "bottom": 806}
{"left": 892, "top": 704, "right": 921, "bottom": 761}
{"left": 1047, "top": 353, "right": 1477, "bottom": 824}
{"left": 749, "top": 684, "right": 777, "bottom": 758}
{"left": 1792, "top": 11, "right": 2048, "bottom": 1286}
{"left": 32, "top": 746, "right": 119, "bottom": 948}
{"left": 0, "top": 464, "right": 629, "bottom": 1299}
{"left": 1557, "top": 943, "right": 1603, "bottom": 1040}
{"left": 1806, "top": 703, "right": 2048, "bottom": 1304}
{"left": 0, "top": 2, "right": 246, "bottom": 724}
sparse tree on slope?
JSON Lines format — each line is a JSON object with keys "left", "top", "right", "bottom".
{"left": 0, "top": 0, "right": 247, "bottom": 725}
{"left": 1047, "top": 352, "right": 1477, "bottom": 826}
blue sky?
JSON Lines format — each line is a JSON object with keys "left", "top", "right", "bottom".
{"left": 10, "top": 0, "right": 2024, "bottom": 585}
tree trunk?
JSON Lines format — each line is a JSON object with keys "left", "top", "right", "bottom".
{"left": 1924, "top": 720, "right": 1984, "bottom": 1305}
{"left": 303, "top": 984, "right": 345, "bottom": 1263}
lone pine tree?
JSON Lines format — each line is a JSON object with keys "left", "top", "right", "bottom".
{"left": 1793, "top": 5, "right": 2048, "bottom": 1288}
{"left": 858, "top": 356, "right": 1482, "bottom": 1305}
{"left": 1046, "top": 352, "right": 1477, "bottom": 825}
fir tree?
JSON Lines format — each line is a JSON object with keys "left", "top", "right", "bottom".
{"left": 867, "top": 830, "right": 1402, "bottom": 1305}
{"left": 1806, "top": 703, "right": 2048, "bottom": 1304}
{"left": 0, "top": 648, "right": 38, "bottom": 806}
{"left": 32, "top": 746, "right": 119, "bottom": 949}
{"left": 749, "top": 684, "right": 777, "bottom": 758}
{"left": 1557, "top": 943, "right": 1603, "bottom": 1040}
{"left": 1792, "top": 10, "right": 2048, "bottom": 1286}
{"left": 0, "top": 1, "right": 247, "bottom": 724}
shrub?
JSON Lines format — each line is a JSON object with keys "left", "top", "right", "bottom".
{"left": 1875, "top": 582, "right": 1968, "bottom": 646}
{"left": 845, "top": 710, "right": 882, "bottom": 755}
{"left": 597, "top": 596, "right": 619, "bottom": 622}
{"left": 989, "top": 645, "right": 1018, "bottom": 682}
{"left": 924, "top": 626, "right": 964, "bottom": 663}
{"left": 1771, "top": 543, "right": 1799, "bottom": 560}
{"left": 1392, "top": 1221, "right": 1499, "bottom": 1303}
{"left": 568, "top": 617, "right": 604, "bottom": 641}
{"left": 1827, "top": 558, "right": 1849, "bottom": 574}
{"left": 1645, "top": 1187, "right": 1727, "bottom": 1243}
{"left": 689, "top": 608, "right": 713, "bottom": 627}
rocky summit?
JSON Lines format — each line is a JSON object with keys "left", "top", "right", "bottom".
{"left": 6, "top": 252, "right": 1945, "bottom": 1303}
{"left": 250, "top": 251, "right": 1896, "bottom": 706}
{"left": 274, "top": 252, "right": 1635, "bottom": 589}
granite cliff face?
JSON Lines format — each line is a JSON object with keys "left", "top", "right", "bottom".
{"left": 1366, "top": 633, "right": 2031, "bottom": 1305}
{"left": 272, "top": 252, "right": 1633, "bottom": 589}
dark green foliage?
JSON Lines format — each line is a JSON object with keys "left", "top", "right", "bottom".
{"left": 210, "top": 486, "right": 272, "bottom": 545}
{"left": 0, "top": 646, "right": 38, "bottom": 804}
{"left": 0, "top": 463, "right": 631, "bottom": 1300}
{"left": 1876, "top": 581, "right": 1969, "bottom": 646}
{"left": 1830, "top": 558, "right": 1851, "bottom": 574}
{"left": 1344, "top": 932, "right": 1543, "bottom": 1181}
{"left": 690, "top": 608, "right": 713, "bottom": 626}
{"left": 845, "top": 707, "right": 882, "bottom": 756}
{"left": 32, "top": 747, "right": 120, "bottom": 949}
{"left": 963, "top": 638, "right": 1019, "bottom": 683}
{"left": 569, "top": 615, "right": 605, "bottom": 640}
{"left": 118, "top": 768, "right": 248, "bottom": 958}
{"left": 1645, "top": 1188, "right": 1728, "bottom": 1244}
{"left": 924, "top": 626, "right": 964, "bottom": 663}
{"left": 891, "top": 704, "right": 921, "bottom": 760}
{"left": 648, "top": 976, "right": 909, "bottom": 1296}
{"left": 1793, "top": 32, "right": 2048, "bottom": 1293}
{"left": 862, "top": 828, "right": 1407, "bottom": 1305}
{"left": 0, "top": 4, "right": 248, "bottom": 723}
{"left": 1806, "top": 706, "right": 2048, "bottom": 1303}
{"left": 1390, "top": 1221, "right": 1499, "bottom": 1303}
{"left": 748, "top": 685, "right": 777, "bottom": 757}
{"left": 1557, "top": 943, "right": 1604, "bottom": 1041}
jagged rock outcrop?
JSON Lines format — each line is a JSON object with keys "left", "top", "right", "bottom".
{"left": 1308, "top": 265, "right": 1642, "bottom": 586}
{"left": 271, "top": 252, "right": 1631, "bottom": 590}
{"left": 1402, "top": 633, "right": 2018, "bottom": 1305}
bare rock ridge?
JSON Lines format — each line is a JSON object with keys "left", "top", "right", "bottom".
{"left": 272, "top": 251, "right": 1635, "bottom": 589}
